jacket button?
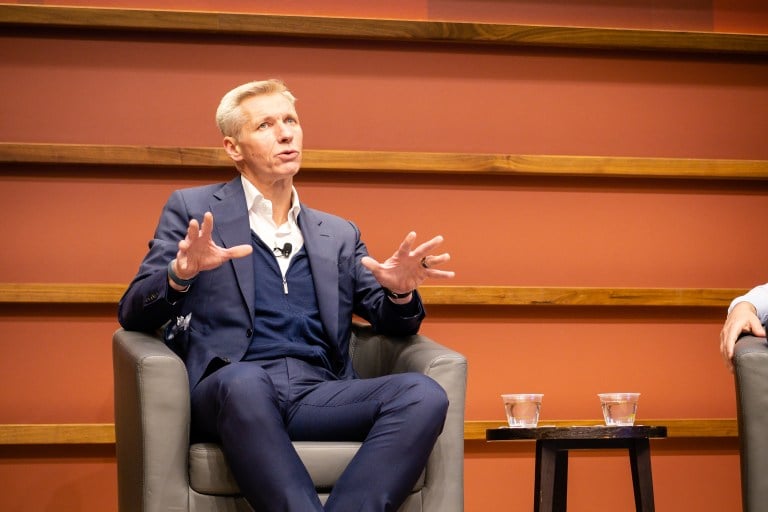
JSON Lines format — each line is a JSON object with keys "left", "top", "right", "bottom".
{"left": 246, "top": 329, "right": 253, "bottom": 338}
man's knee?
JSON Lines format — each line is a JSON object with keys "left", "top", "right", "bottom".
{"left": 398, "top": 373, "right": 449, "bottom": 420}
{"left": 422, "top": 376, "right": 449, "bottom": 420}
{"left": 209, "top": 364, "right": 279, "bottom": 418}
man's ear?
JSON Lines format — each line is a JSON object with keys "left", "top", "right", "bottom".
{"left": 223, "top": 137, "right": 243, "bottom": 162}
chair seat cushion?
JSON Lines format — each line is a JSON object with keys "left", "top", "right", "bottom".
{"left": 189, "top": 442, "right": 425, "bottom": 496}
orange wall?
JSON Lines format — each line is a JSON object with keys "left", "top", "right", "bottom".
{"left": 1, "top": 1, "right": 768, "bottom": 511}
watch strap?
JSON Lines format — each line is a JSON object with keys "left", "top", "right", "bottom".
{"left": 168, "top": 260, "right": 197, "bottom": 287}
{"left": 383, "top": 287, "right": 413, "bottom": 300}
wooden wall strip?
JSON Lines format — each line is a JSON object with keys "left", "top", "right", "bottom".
{"left": 0, "top": 283, "right": 745, "bottom": 307}
{"left": 2, "top": 143, "right": 768, "bottom": 180}
{"left": 0, "top": 283, "right": 126, "bottom": 304}
{"left": 0, "top": 143, "right": 230, "bottom": 168}
{"left": 0, "top": 423, "right": 115, "bottom": 445}
{"left": 0, "top": 419, "right": 737, "bottom": 445}
{"left": 0, "top": 4, "right": 766, "bottom": 55}
{"left": 420, "top": 286, "right": 745, "bottom": 307}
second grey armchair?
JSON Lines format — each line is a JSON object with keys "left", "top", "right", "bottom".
{"left": 733, "top": 334, "right": 768, "bottom": 512}
{"left": 113, "top": 322, "right": 467, "bottom": 512}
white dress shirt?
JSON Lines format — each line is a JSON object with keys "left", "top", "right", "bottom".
{"left": 241, "top": 176, "right": 304, "bottom": 278}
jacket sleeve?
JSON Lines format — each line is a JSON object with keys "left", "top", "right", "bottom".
{"left": 349, "top": 222, "right": 426, "bottom": 337}
{"left": 729, "top": 283, "right": 768, "bottom": 325}
{"left": 118, "top": 190, "right": 192, "bottom": 332}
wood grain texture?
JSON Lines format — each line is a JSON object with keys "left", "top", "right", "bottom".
{"left": 0, "top": 283, "right": 127, "bottom": 304}
{"left": 0, "top": 4, "right": 767, "bottom": 54}
{"left": 2, "top": 143, "right": 768, "bottom": 180}
{"left": 0, "top": 283, "right": 746, "bottom": 307}
{"left": 0, "top": 423, "right": 115, "bottom": 445}
{"left": 0, "top": 419, "right": 737, "bottom": 445}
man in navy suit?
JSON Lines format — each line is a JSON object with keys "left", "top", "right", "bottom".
{"left": 118, "top": 79, "right": 455, "bottom": 511}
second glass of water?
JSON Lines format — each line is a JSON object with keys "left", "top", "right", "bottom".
{"left": 502, "top": 393, "right": 543, "bottom": 428}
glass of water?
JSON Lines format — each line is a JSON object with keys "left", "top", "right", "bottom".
{"left": 598, "top": 393, "right": 640, "bottom": 426}
{"left": 501, "top": 394, "right": 543, "bottom": 428}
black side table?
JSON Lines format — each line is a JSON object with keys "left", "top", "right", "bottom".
{"left": 486, "top": 425, "right": 668, "bottom": 512}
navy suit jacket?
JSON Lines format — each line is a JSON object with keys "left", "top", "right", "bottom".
{"left": 118, "top": 177, "right": 425, "bottom": 389}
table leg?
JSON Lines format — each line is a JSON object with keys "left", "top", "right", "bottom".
{"left": 629, "top": 438, "right": 655, "bottom": 512}
{"left": 535, "top": 440, "right": 554, "bottom": 512}
{"left": 535, "top": 441, "right": 569, "bottom": 512}
{"left": 553, "top": 449, "right": 568, "bottom": 512}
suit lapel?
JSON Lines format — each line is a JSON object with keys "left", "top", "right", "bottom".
{"left": 299, "top": 207, "right": 340, "bottom": 345}
{"left": 205, "top": 183, "right": 341, "bottom": 345}
{"left": 210, "top": 177, "right": 255, "bottom": 318}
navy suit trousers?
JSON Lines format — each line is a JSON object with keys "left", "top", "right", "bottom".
{"left": 190, "top": 357, "right": 448, "bottom": 512}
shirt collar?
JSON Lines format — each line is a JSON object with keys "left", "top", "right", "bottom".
{"left": 240, "top": 175, "right": 301, "bottom": 224}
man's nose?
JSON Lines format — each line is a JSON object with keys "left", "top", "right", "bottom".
{"left": 276, "top": 122, "right": 293, "bottom": 142}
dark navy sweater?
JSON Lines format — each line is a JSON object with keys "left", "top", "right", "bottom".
{"left": 242, "top": 232, "right": 332, "bottom": 370}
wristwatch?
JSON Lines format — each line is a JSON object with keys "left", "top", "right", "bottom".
{"left": 168, "top": 260, "right": 197, "bottom": 288}
{"left": 383, "top": 287, "right": 413, "bottom": 300}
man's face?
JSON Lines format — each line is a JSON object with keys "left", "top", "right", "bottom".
{"left": 227, "top": 92, "right": 303, "bottom": 186}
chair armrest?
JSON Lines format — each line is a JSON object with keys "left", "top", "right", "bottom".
{"left": 351, "top": 322, "right": 466, "bottom": 377}
{"left": 350, "top": 322, "right": 467, "bottom": 512}
{"left": 733, "top": 335, "right": 768, "bottom": 512}
{"left": 113, "top": 328, "right": 191, "bottom": 512}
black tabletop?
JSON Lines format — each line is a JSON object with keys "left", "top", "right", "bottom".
{"left": 486, "top": 425, "right": 667, "bottom": 441}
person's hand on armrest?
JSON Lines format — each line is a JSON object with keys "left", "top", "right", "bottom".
{"left": 720, "top": 301, "right": 766, "bottom": 371}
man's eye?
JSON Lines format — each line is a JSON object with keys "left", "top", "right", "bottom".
{"left": 286, "top": 117, "right": 297, "bottom": 124}
{"left": 257, "top": 122, "right": 269, "bottom": 130}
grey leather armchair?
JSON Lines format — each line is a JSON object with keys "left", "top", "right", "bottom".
{"left": 113, "top": 323, "right": 467, "bottom": 512}
{"left": 733, "top": 335, "right": 768, "bottom": 512}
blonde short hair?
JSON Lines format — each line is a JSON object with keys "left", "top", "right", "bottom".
{"left": 215, "top": 79, "right": 297, "bottom": 139}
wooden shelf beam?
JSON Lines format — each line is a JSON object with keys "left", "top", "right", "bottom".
{"left": 0, "top": 4, "right": 766, "bottom": 55}
{"left": 0, "top": 283, "right": 745, "bottom": 307}
{"left": 0, "top": 283, "right": 127, "bottom": 304}
{"left": 2, "top": 143, "right": 768, "bottom": 180}
{"left": 0, "top": 423, "right": 116, "bottom": 445}
{"left": 421, "top": 286, "right": 744, "bottom": 307}
{"left": 0, "top": 419, "right": 738, "bottom": 445}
